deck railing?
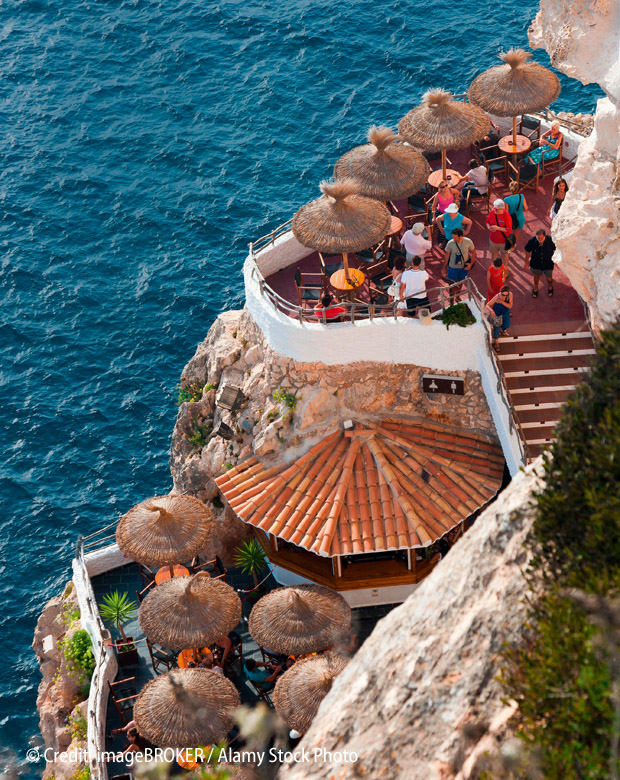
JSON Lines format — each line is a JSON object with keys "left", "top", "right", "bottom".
{"left": 73, "top": 534, "right": 118, "bottom": 780}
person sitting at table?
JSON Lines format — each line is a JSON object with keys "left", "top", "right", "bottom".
{"left": 122, "top": 728, "right": 151, "bottom": 756}
{"left": 400, "top": 222, "right": 432, "bottom": 262}
{"left": 430, "top": 179, "right": 460, "bottom": 222}
{"left": 436, "top": 203, "right": 472, "bottom": 244}
{"left": 314, "top": 293, "right": 346, "bottom": 322}
{"left": 243, "top": 657, "right": 282, "bottom": 691}
{"left": 459, "top": 158, "right": 490, "bottom": 201}
{"left": 200, "top": 655, "right": 225, "bottom": 675}
{"left": 213, "top": 635, "right": 233, "bottom": 667}
{"left": 527, "top": 121, "right": 563, "bottom": 168}
{"left": 478, "top": 127, "right": 500, "bottom": 159}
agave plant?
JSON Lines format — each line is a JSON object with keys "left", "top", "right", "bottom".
{"left": 99, "top": 591, "right": 137, "bottom": 641}
{"left": 233, "top": 539, "right": 267, "bottom": 588}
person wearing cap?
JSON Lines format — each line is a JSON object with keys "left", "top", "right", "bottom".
{"left": 400, "top": 222, "right": 432, "bottom": 263}
{"left": 486, "top": 199, "right": 513, "bottom": 266}
{"left": 436, "top": 203, "right": 472, "bottom": 244}
{"left": 442, "top": 228, "right": 476, "bottom": 304}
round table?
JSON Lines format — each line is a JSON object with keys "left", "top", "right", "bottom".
{"left": 178, "top": 647, "right": 213, "bottom": 668}
{"left": 428, "top": 169, "right": 461, "bottom": 189}
{"left": 330, "top": 268, "right": 365, "bottom": 300}
{"left": 155, "top": 564, "right": 190, "bottom": 584}
{"left": 498, "top": 134, "right": 532, "bottom": 157}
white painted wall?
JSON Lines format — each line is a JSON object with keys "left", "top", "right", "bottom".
{"left": 252, "top": 230, "right": 311, "bottom": 276}
{"left": 83, "top": 543, "right": 128, "bottom": 577}
{"left": 245, "top": 255, "right": 486, "bottom": 370}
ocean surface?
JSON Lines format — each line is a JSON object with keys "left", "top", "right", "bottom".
{"left": 0, "top": 0, "right": 601, "bottom": 775}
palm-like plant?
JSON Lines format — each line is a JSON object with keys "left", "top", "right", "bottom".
{"left": 99, "top": 591, "right": 137, "bottom": 641}
{"left": 233, "top": 539, "right": 267, "bottom": 588}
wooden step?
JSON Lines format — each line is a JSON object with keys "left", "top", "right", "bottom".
{"left": 523, "top": 424, "right": 557, "bottom": 443}
{"left": 500, "top": 353, "right": 592, "bottom": 376}
{"left": 506, "top": 320, "right": 591, "bottom": 338}
{"left": 500, "top": 330, "right": 593, "bottom": 345}
{"left": 498, "top": 336, "right": 595, "bottom": 357}
{"left": 512, "top": 387, "right": 574, "bottom": 410}
{"left": 519, "top": 407, "right": 564, "bottom": 426}
{"left": 506, "top": 372, "right": 586, "bottom": 391}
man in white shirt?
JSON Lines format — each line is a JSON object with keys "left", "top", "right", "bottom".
{"left": 460, "top": 157, "right": 490, "bottom": 198}
{"left": 400, "top": 222, "right": 432, "bottom": 263}
{"left": 399, "top": 256, "right": 430, "bottom": 316}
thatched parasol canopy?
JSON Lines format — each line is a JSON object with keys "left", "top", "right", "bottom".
{"left": 139, "top": 572, "right": 242, "bottom": 650}
{"left": 248, "top": 584, "right": 351, "bottom": 655}
{"left": 398, "top": 89, "right": 490, "bottom": 154}
{"left": 333, "top": 126, "right": 430, "bottom": 201}
{"left": 133, "top": 668, "right": 240, "bottom": 748}
{"left": 273, "top": 652, "right": 349, "bottom": 734}
{"left": 468, "top": 49, "right": 561, "bottom": 117}
{"left": 292, "top": 179, "right": 391, "bottom": 255}
{"left": 116, "top": 494, "right": 214, "bottom": 567}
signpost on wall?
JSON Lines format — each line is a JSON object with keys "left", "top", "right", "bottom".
{"left": 421, "top": 374, "right": 465, "bottom": 396}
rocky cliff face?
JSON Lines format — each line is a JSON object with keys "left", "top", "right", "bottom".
{"left": 169, "top": 309, "right": 497, "bottom": 562}
{"left": 279, "top": 465, "right": 541, "bottom": 780}
{"left": 530, "top": 1, "right": 620, "bottom": 332}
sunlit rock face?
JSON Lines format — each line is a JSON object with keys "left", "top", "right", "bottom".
{"left": 530, "top": 0, "right": 620, "bottom": 332}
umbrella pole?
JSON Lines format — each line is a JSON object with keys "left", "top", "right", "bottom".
{"left": 441, "top": 150, "right": 447, "bottom": 180}
{"left": 343, "top": 252, "right": 351, "bottom": 285}
{"left": 512, "top": 116, "right": 517, "bottom": 146}
{"left": 169, "top": 564, "right": 174, "bottom": 579}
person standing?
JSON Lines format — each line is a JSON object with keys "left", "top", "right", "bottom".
{"left": 400, "top": 222, "right": 432, "bottom": 263}
{"left": 399, "top": 255, "right": 430, "bottom": 317}
{"left": 504, "top": 181, "right": 528, "bottom": 247}
{"left": 487, "top": 257, "right": 507, "bottom": 300}
{"left": 436, "top": 203, "right": 472, "bottom": 244}
{"left": 524, "top": 229, "right": 556, "bottom": 297}
{"left": 442, "top": 228, "right": 476, "bottom": 304}
{"left": 485, "top": 285, "right": 513, "bottom": 351}
{"left": 486, "top": 199, "right": 513, "bottom": 266}
{"left": 550, "top": 177, "right": 569, "bottom": 220}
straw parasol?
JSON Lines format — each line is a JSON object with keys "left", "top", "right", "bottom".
{"left": 133, "top": 668, "right": 240, "bottom": 748}
{"left": 116, "top": 493, "right": 214, "bottom": 575}
{"left": 248, "top": 584, "right": 351, "bottom": 655}
{"left": 468, "top": 49, "right": 561, "bottom": 145}
{"left": 333, "top": 126, "right": 430, "bottom": 201}
{"left": 273, "top": 652, "right": 349, "bottom": 734}
{"left": 398, "top": 89, "right": 490, "bottom": 180}
{"left": 139, "top": 571, "right": 242, "bottom": 650}
{"left": 292, "top": 179, "right": 391, "bottom": 276}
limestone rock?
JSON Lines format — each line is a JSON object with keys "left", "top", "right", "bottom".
{"left": 279, "top": 463, "right": 541, "bottom": 780}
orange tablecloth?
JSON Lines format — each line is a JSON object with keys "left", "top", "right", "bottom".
{"left": 155, "top": 564, "right": 189, "bottom": 584}
{"left": 330, "top": 268, "right": 365, "bottom": 293}
{"left": 498, "top": 134, "right": 532, "bottom": 155}
{"left": 178, "top": 647, "right": 213, "bottom": 668}
{"left": 386, "top": 215, "right": 402, "bottom": 237}
{"left": 177, "top": 750, "right": 201, "bottom": 770}
{"left": 428, "top": 169, "right": 460, "bottom": 188}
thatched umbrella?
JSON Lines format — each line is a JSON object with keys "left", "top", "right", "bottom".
{"left": 333, "top": 126, "right": 430, "bottom": 201}
{"left": 292, "top": 179, "right": 391, "bottom": 277}
{"left": 248, "top": 584, "right": 351, "bottom": 655}
{"left": 139, "top": 571, "right": 242, "bottom": 652}
{"left": 133, "top": 668, "right": 240, "bottom": 748}
{"left": 116, "top": 493, "right": 214, "bottom": 579}
{"left": 468, "top": 49, "right": 561, "bottom": 145}
{"left": 398, "top": 89, "right": 490, "bottom": 180}
{"left": 273, "top": 652, "right": 348, "bottom": 734}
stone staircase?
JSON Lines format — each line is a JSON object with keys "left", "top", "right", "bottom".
{"left": 498, "top": 321, "right": 596, "bottom": 459}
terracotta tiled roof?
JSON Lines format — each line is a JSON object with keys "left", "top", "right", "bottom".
{"left": 215, "top": 420, "right": 504, "bottom": 558}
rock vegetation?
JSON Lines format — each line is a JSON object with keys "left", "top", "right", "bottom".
{"left": 169, "top": 308, "right": 497, "bottom": 561}
{"left": 32, "top": 582, "right": 91, "bottom": 780}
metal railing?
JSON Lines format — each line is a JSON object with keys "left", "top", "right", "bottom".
{"left": 248, "top": 217, "right": 293, "bottom": 256}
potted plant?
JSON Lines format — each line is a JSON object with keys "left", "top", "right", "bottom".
{"left": 233, "top": 539, "right": 268, "bottom": 601}
{"left": 99, "top": 591, "right": 140, "bottom": 667}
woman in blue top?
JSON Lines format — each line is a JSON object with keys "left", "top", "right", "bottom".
{"left": 527, "top": 121, "right": 563, "bottom": 168}
{"left": 504, "top": 180, "right": 529, "bottom": 247}
{"left": 436, "top": 203, "right": 472, "bottom": 243}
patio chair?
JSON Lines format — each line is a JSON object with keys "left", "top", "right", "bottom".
{"left": 356, "top": 245, "right": 384, "bottom": 265}
{"left": 108, "top": 677, "right": 139, "bottom": 724}
{"left": 483, "top": 153, "right": 509, "bottom": 186}
{"left": 540, "top": 142, "right": 564, "bottom": 178}
{"left": 146, "top": 639, "right": 176, "bottom": 674}
{"left": 463, "top": 185, "right": 491, "bottom": 216}
{"left": 190, "top": 554, "right": 227, "bottom": 581}
{"left": 223, "top": 630, "right": 243, "bottom": 673}
{"left": 138, "top": 563, "right": 155, "bottom": 587}
{"left": 518, "top": 114, "right": 541, "bottom": 142}
{"left": 247, "top": 677, "right": 275, "bottom": 708}
{"left": 318, "top": 253, "right": 344, "bottom": 286}
{"left": 135, "top": 580, "right": 155, "bottom": 603}
{"left": 293, "top": 267, "right": 322, "bottom": 308}
{"left": 508, "top": 160, "right": 540, "bottom": 194}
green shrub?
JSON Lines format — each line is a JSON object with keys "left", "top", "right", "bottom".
{"left": 176, "top": 380, "right": 204, "bottom": 405}
{"left": 273, "top": 387, "right": 297, "bottom": 411}
{"left": 499, "top": 324, "right": 620, "bottom": 778}
{"left": 67, "top": 710, "right": 88, "bottom": 743}
{"left": 440, "top": 302, "right": 476, "bottom": 329}
{"left": 188, "top": 421, "right": 212, "bottom": 448}
{"left": 61, "top": 630, "right": 95, "bottom": 685}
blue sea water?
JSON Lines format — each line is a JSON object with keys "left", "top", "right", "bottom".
{"left": 0, "top": 0, "right": 602, "bottom": 774}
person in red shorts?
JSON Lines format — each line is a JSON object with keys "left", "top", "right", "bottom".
{"left": 314, "top": 293, "right": 346, "bottom": 322}
{"left": 486, "top": 199, "right": 513, "bottom": 267}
